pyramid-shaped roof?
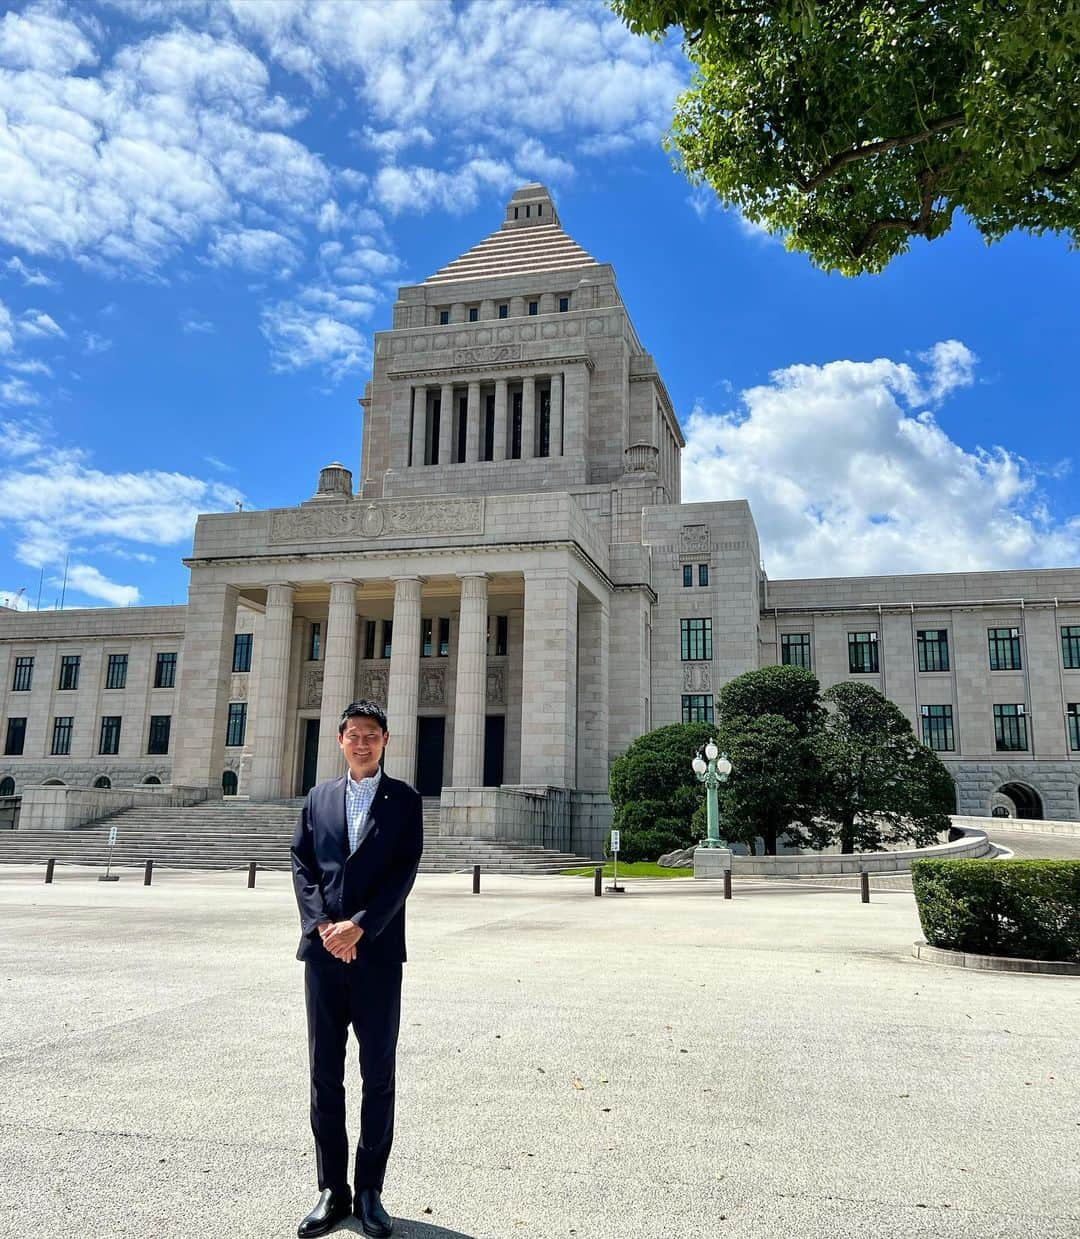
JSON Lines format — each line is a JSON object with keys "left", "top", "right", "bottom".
{"left": 423, "top": 184, "right": 599, "bottom": 286}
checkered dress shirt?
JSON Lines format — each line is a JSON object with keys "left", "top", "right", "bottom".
{"left": 345, "top": 767, "right": 382, "bottom": 854}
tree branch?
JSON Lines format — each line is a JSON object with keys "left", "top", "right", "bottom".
{"left": 794, "top": 113, "right": 964, "bottom": 193}
{"left": 1038, "top": 151, "right": 1080, "bottom": 182}
{"left": 851, "top": 166, "right": 942, "bottom": 259}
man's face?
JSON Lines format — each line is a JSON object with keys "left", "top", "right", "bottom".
{"left": 338, "top": 716, "right": 389, "bottom": 776}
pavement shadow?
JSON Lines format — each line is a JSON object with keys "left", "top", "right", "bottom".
{"left": 337, "top": 1220, "right": 478, "bottom": 1238}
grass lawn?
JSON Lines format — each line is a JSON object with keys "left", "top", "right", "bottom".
{"left": 559, "top": 861, "right": 693, "bottom": 879}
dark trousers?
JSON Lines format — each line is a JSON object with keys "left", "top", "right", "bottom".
{"left": 304, "top": 958, "right": 403, "bottom": 1196}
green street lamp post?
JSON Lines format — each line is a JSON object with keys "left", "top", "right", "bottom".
{"left": 692, "top": 740, "right": 732, "bottom": 849}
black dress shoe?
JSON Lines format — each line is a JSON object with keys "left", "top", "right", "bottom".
{"left": 297, "top": 1188, "right": 352, "bottom": 1238}
{"left": 355, "top": 1187, "right": 393, "bottom": 1237}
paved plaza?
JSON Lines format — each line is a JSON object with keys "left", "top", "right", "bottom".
{"left": 0, "top": 863, "right": 1077, "bottom": 1239}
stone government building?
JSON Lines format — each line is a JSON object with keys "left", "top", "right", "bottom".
{"left": 2, "top": 185, "right": 1079, "bottom": 846}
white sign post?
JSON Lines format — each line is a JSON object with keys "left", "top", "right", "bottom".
{"left": 608, "top": 829, "right": 624, "bottom": 893}
{"left": 99, "top": 825, "right": 120, "bottom": 882}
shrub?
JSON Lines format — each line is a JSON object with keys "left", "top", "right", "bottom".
{"left": 912, "top": 859, "right": 1080, "bottom": 963}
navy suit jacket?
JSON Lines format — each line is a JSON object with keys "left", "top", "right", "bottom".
{"left": 290, "top": 769, "right": 424, "bottom": 968}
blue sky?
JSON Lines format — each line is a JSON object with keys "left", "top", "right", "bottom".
{"left": 0, "top": 0, "right": 1077, "bottom": 611}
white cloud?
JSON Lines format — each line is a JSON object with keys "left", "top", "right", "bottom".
{"left": 0, "top": 586, "right": 32, "bottom": 610}
{"left": 17, "top": 309, "right": 64, "bottom": 339}
{"left": 0, "top": 300, "right": 13, "bottom": 353}
{"left": 260, "top": 301, "right": 369, "bottom": 379}
{"left": 82, "top": 331, "right": 112, "bottom": 355}
{"left": 0, "top": 377, "right": 40, "bottom": 407}
{"left": 681, "top": 343, "right": 1080, "bottom": 578}
{"left": 0, "top": 5, "right": 97, "bottom": 75}
{"left": 62, "top": 563, "right": 140, "bottom": 607}
{"left": 0, "top": 417, "right": 45, "bottom": 455}
{"left": 358, "top": 125, "right": 435, "bottom": 156}
{"left": 206, "top": 226, "right": 302, "bottom": 273}
{"left": 374, "top": 158, "right": 517, "bottom": 216}
{"left": 4, "top": 256, "right": 56, "bottom": 286}
{"left": 181, "top": 315, "right": 214, "bottom": 334}
{"left": 204, "top": 454, "right": 234, "bottom": 473}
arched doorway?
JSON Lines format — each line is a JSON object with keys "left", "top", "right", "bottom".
{"left": 93, "top": 776, "right": 111, "bottom": 789}
{"left": 42, "top": 779, "right": 65, "bottom": 787}
{"left": 143, "top": 775, "right": 161, "bottom": 785}
{"left": 222, "top": 770, "right": 238, "bottom": 797}
{"left": 996, "top": 782, "right": 1044, "bottom": 820}
{"left": 0, "top": 777, "right": 14, "bottom": 797}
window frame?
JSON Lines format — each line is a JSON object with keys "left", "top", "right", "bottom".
{"left": 917, "top": 629, "right": 950, "bottom": 673}
{"left": 558, "top": 296, "right": 569, "bottom": 313}
{"left": 154, "top": 652, "right": 177, "bottom": 689}
{"left": 920, "top": 704, "right": 955, "bottom": 751}
{"left": 232, "top": 632, "right": 253, "bottom": 673}
{"left": 682, "top": 564, "right": 693, "bottom": 588}
{"left": 780, "top": 632, "right": 812, "bottom": 670}
{"left": 225, "top": 702, "right": 247, "bottom": 748}
{"left": 1062, "top": 625, "right": 1080, "bottom": 670}
{"left": 12, "top": 656, "right": 33, "bottom": 692}
{"left": 993, "top": 703, "right": 1028, "bottom": 752}
{"left": 498, "top": 303, "right": 508, "bottom": 319}
{"left": 527, "top": 300, "right": 538, "bottom": 316}
{"left": 438, "top": 309, "right": 449, "bottom": 325}
{"left": 105, "top": 653, "right": 128, "bottom": 690}
{"left": 98, "top": 715, "right": 122, "bottom": 756}
{"left": 680, "top": 617, "right": 713, "bottom": 661}
{"left": 363, "top": 620, "right": 377, "bottom": 661}
{"left": 4, "top": 717, "right": 26, "bottom": 756}
{"left": 468, "top": 306, "right": 479, "bottom": 322}
{"left": 988, "top": 626, "right": 1022, "bottom": 671}
{"left": 51, "top": 716, "right": 73, "bottom": 756}
{"left": 57, "top": 654, "right": 80, "bottom": 691}
{"left": 147, "top": 714, "right": 171, "bottom": 756}
{"left": 847, "top": 631, "right": 880, "bottom": 674}
{"left": 1068, "top": 703, "right": 1080, "bottom": 752}
{"left": 681, "top": 694, "right": 715, "bottom": 723}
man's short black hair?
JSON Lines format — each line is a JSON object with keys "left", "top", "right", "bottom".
{"left": 338, "top": 700, "right": 388, "bottom": 736}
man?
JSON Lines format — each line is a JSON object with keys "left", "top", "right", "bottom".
{"left": 291, "top": 699, "right": 424, "bottom": 1238}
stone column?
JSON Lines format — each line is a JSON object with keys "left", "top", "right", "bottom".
{"left": 385, "top": 577, "right": 423, "bottom": 783}
{"left": 550, "top": 371, "right": 564, "bottom": 457}
{"left": 493, "top": 379, "right": 508, "bottom": 462}
{"left": 465, "top": 381, "right": 481, "bottom": 462}
{"left": 438, "top": 383, "right": 454, "bottom": 466}
{"left": 172, "top": 583, "right": 239, "bottom": 791}
{"left": 520, "top": 567, "right": 578, "bottom": 787}
{"left": 521, "top": 375, "right": 536, "bottom": 461}
{"left": 576, "top": 594, "right": 610, "bottom": 791}
{"left": 316, "top": 580, "right": 358, "bottom": 783}
{"left": 451, "top": 574, "right": 488, "bottom": 786}
{"left": 248, "top": 583, "right": 295, "bottom": 800}
{"left": 563, "top": 363, "right": 589, "bottom": 465}
{"left": 390, "top": 384, "right": 411, "bottom": 470}
{"left": 411, "top": 386, "right": 427, "bottom": 466}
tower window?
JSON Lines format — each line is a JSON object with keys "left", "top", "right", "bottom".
{"left": 309, "top": 623, "right": 322, "bottom": 662}
{"left": 498, "top": 304, "right": 508, "bottom": 319}
{"left": 439, "top": 309, "right": 449, "bottom": 325}
{"left": 528, "top": 301, "right": 538, "bottom": 316}
{"left": 468, "top": 306, "right": 478, "bottom": 322}
{"left": 558, "top": 296, "right": 569, "bottom": 313}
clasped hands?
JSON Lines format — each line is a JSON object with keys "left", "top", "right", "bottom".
{"left": 318, "top": 920, "right": 364, "bottom": 962}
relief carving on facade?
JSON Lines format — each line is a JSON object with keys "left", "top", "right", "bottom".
{"left": 362, "top": 667, "right": 389, "bottom": 703}
{"left": 683, "top": 664, "right": 712, "bottom": 693}
{"left": 302, "top": 666, "right": 324, "bottom": 709}
{"left": 270, "top": 498, "right": 484, "bottom": 544}
{"left": 680, "top": 525, "right": 710, "bottom": 555}
{"left": 452, "top": 344, "right": 522, "bottom": 367}
{"left": 229, "top": 673, "right": 249, "bottom": 700}
{"left": 486, "top": 665, "right": 506, "bottom": 705}
{"left": 419, "top": 665, "right": 446, "bottom": 707}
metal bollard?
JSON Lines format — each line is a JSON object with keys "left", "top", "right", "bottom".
{"left": 594, "top": 866, "right": 603, "bottom": 897}
{"left": 723, "top": 868, "right": 732, "bottom": 900}
{"left": 44, "top": 858, "right": 55, "bottom": 885}
{"left": 472, "top": 864, "right": 481, "bottom": 894}
{"left": 860, "top": 869, "right": 870, "bottom": 904}
{"left": 247, "top": 862, "right": 257, "bottom": 889}
{"left": 143, "top": 858, "right": 154, "bottom": 887}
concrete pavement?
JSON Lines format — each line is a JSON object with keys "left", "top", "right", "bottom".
{"left": 0, "top": 868, "right": 1076, "bottom": 1238}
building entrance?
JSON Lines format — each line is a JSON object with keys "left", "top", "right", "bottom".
{"left": 416, "top": 717, "right": 445, "bottom": 796}
{"left": 301, "top": 719, "right": 320, "bottom": 795}
{"left": 484, "top": 715, "right": 505, "bottom": 786}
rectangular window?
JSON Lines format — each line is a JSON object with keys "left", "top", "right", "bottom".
{"left": 988, "top": 626, "right": 1022, "bottom": 671}
{"left": 439, "top": 309, "right": 449, "bottom": 325}
{"left": 1062, "top": 625, "right": 1080, "bottom": 670}
{"left": 511, "top": 390, "right": 522, "bottom": 459}
{"left": 493, "top": 615, "right": 508, "bottom": 657}
{"left": 439, "top": 617, "right": 451, "bottom": 658}
{"left": 917, "top": 629, "right": 950, "bottom": 673}
{"left": 58, "top": 654, "right": 80, "bottom": 691}
{"left": 457, "top": 394, "right": 468, "bottom": 463}
{"left": 681, "top": 694, "right": 715, "bottom": 723}
{"left": 920, "top": 704, "right": 955, "bottom": 751}
{"left": 105, "top": 654, "right": 128, "bottom": 690}
{"left": 1067, "top": 704, "right": 1080, "bottom": 752}
{"left": 483, "top": 393, "right": 495, "bottom": 461}
{"left": 154, "top": 652, "right": 177, "bottom": 689}
{"left": 558, "top": 296, "right": 569, "bottom": 313}
{"left": 682, "top": 564, "right": 693, "bottom": 588}
{"left": 309, "top": 622, "right": 322, "bottom": 661}
{"left": 381, "top": 620, "right": 393, "bottom": 660}
{"left": 848, "top": 631, "right": 879, "bottom": 674}
{"left": 698, "top": 563, "right": 709, "bottom": 587}
{"left": 498, "top": 303, "right": 508, "bottom": 319}
{"left": 538, "top": 388, "right": 550, "bottom": 457}
{"left": 528, "top": 300, "right": 538, "bottom": 316}
{"left": 680, "top": 618, "right": 713, "bottom": 661}
{"left": 421, "top": 617, "right": 434, "bottom": 658}
{"left": 468, "top": 306, "right": 478, "bottom": 322}
{"left": 232, "top": 633, "right": 253, "bottom": 673}
{"left": 363, "top": 620, "right": 377, "bottom": 661}
{"left": 4, "top": 717, "right": 26, "bottom": 756}
{"left": 51, "top": 716, "right": 73, "bottom": 756}
{"left": 781, "top": 633, "right": 812, "bottom": 670}
{"left": 147, "top": 714, "right": 171, "bottom": 755}
{"left": 99, "top": 715, "right": 122, "bottom": 756}
{"left": 993, "top": 703, "right": 1028, "bottom": 751}
{"left": 12, "top": 656, "right": 33, "bottom": 692}
{"left": 226, "top": 702, "right": 247, "bottom": 748}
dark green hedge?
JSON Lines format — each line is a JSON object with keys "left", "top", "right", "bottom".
{"left": 911, "top": 859, "right": 1080, "bottom": 963}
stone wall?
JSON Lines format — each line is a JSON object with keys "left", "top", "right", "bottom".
{"left": 17, "top": 784, "right": 209, "bottom": 832}
{"left": 439, "top": 785, "right": 612, "bottom": 858}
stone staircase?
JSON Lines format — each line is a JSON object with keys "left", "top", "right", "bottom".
{"left": 0, "top": 797, "right": 596, "bottom": 875}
